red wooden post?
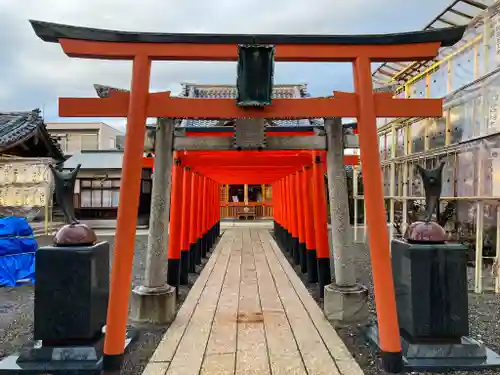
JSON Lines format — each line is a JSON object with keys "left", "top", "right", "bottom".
{"left": 273, "top": 182, "right": 279, "bottom": 239}
{"left": 217, "top": 181, "right": 221, "bottom": 236}
{"left": 214, "top": 181, "right": 219, "bottom": 237}
{"left": 302, "top": 165, "right": 318, "bottom": 283}
{"left": 180, "top": 166, "right": 192, "bottom": 285}
{"left": 188, "top": 173, "right": 199, "bottom": 272}
{"left": 103, "top": 55, "right": 151, "bottom": 370}
{"left": 285, "top": 175, "right": 294, "bottom": 255}
{"left": 311, "top": 151, "right": 331, "bottom": 298}
{"left": 354, "top": 57, "right": 402, "bottom": 369}
{"left": 166, "top": 155, "right": 183, "bottom": 294}
{"left": 291, "top": 173, "right": 301, "bottom": 264}
{"left": 196, "top": 174, "right": 204, "bottom": 264}
{"left": 200, "top": 176, "right": 208, "bottom": 257}
{"left": 296, "top": 171, "right": 307, "bottom": 272}
{"left": 207, "top": 179, "right": 215, "bottom": 249}
{"left": 276, "top": 180, "right": 285, "bottom": 248}
{"left": 281, "top": 178, "right": 288, "bottom": 238}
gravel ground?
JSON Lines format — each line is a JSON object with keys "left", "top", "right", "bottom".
{"left": 276, "top": 231, "right": 500, "bottom": 375}
{"left": 0, "top": 233, "right": 212, "bottom": 375}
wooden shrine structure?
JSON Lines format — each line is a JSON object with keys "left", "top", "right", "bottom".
{"left": 30, "top": 19, "right": 466, "bottom": 373}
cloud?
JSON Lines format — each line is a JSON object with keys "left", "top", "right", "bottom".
{"left": 0, "top": 0, "right": 451, "bottom": 130}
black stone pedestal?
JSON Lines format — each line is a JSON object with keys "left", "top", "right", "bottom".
{"left": 391, "top": 239, "right": 469, "bottom": 339}
{"left": 363, "top": 239, "right": 500, "bottom": 372}
{"left": 364, "top": 324, "right": 500, "bottom": 372}
{"left": 34, "top": 242, "right": 110, "bottom": 343}
{"left": 0, "top": 328, "right": 137, "bottom": 375}
{"left": 0, "top": 241, "right": 139, "bottom": 374}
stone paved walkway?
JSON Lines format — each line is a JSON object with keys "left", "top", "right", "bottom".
{"left": 142, "top": 228, "right": 364, "bottom": 375}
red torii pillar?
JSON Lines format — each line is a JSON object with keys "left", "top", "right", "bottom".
{"left": 302, "top": 165, "right": 318, "bottom": 283}
{"left": 272, "top": 180, "right": 282, "bottom": 246}
{"left": 180, "top": 166, "right": 192, "bottom": 285}
{"left": 100, "top": 55, "right": 151, "bottom": 369}
{"left": 214, "top": 180, "right": 220, "bottom": 240}
{"left": 286, "top": 175, "right": 297, "bottom": 258}
{"left": 194, "top": 174, "right": 203, "bottom": 265}
{"left": 280, "top": 178, "right": 289, "bottom": 250}
{"left": 166, "top": 156, "right": 183, "bottom": 294}
{"left": 207, "top": 178, "right": 216, "bottom": 249}
{"left": 312, "top": 152, "right": 331, "bottom": 298}
{"left": 295, "top": 170, "right": 307, "bottom": 273}
{"left": 215, "top": 181, "right": 221, "bottom": 237}
{"left": 188, "top": 173, "right": 199, "bottom": 273}
{"left": 200, "top": 176, "right": 208, "bottom": 258}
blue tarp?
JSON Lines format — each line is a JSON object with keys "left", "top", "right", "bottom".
{"left": 0, "top": 253, "right": 36, "bottom": 287}
{"left": 0, "top": 216, "right": 34, "bottom": 237}
{"left": 0, "top": 217, "right": 37, "bottom": 287}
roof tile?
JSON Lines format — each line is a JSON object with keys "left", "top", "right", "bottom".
{"left": 179, "top": 84, "right": 314, "bottom": 127}
{"left": 0, "top": 109, "right": 64, "bottom": 159}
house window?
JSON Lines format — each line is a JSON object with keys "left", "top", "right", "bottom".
{"left": 81, "top": 134, "right": 99, "bottom": 150}
{"left": 52, "top": 133, "right": 99, "bottom": 153}
{"left": 79, "top": 178, "right": 121, "bottom": 208}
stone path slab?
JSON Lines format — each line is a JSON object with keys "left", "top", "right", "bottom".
{"left": 143, "top": 228, "right": 363, "bottom": 375}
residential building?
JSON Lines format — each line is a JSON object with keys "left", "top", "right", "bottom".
{"left": 46, "top": 122, "right": 123, "bottom": 155}
{"left": 63, "top": 150, "right": 152, "bottom": 222}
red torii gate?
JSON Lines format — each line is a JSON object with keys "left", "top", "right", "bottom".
{"left": 30, "top": 20, "right": 465, "bottom": 373}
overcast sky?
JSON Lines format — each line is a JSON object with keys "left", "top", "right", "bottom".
{"left": 0, "top": 0, "right": 454, "bottom": 130}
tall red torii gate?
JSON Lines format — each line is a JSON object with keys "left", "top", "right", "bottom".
{"left": 30, "top": 20, "right": 465, "bottom": 374}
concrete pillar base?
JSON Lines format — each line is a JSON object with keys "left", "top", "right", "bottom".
{"left": 324, "top": 283, "right": 369, "bottom": 328}
{"left": 130, "top": 284, "right": 176, "bottom": 324}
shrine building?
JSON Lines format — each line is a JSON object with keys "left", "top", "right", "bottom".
{"left": 177, "top": 83, "right": 360, "bottom": 220}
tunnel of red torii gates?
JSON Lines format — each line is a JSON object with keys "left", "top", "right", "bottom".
{"left": 29, "top": 19, "right": 466, "bottom": 374}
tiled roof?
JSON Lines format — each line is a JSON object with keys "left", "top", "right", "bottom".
{"left": 179, "top": 84, "right": 314, "bottom": 127}
{"left": 0, "top": 109, "right": 64, "bottom": 160}
{"left": 92, "top": 83, "right": 319, "bottom": 127}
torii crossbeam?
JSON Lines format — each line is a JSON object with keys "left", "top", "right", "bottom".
{"left": 30, "top": 19, "right": 466, "bottom": 374}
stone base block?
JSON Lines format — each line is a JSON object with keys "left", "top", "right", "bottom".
{"left": 130, "top": 284, "right": 176, "bottom": 324}
{"left": 0, "top": 328, "right": 137, "bottom": 375}
{"left": 324, "top": 283, "right": 369, "bottom": 327}
{"left": 364, "top": 323, "right": 500, "bottom": 372}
